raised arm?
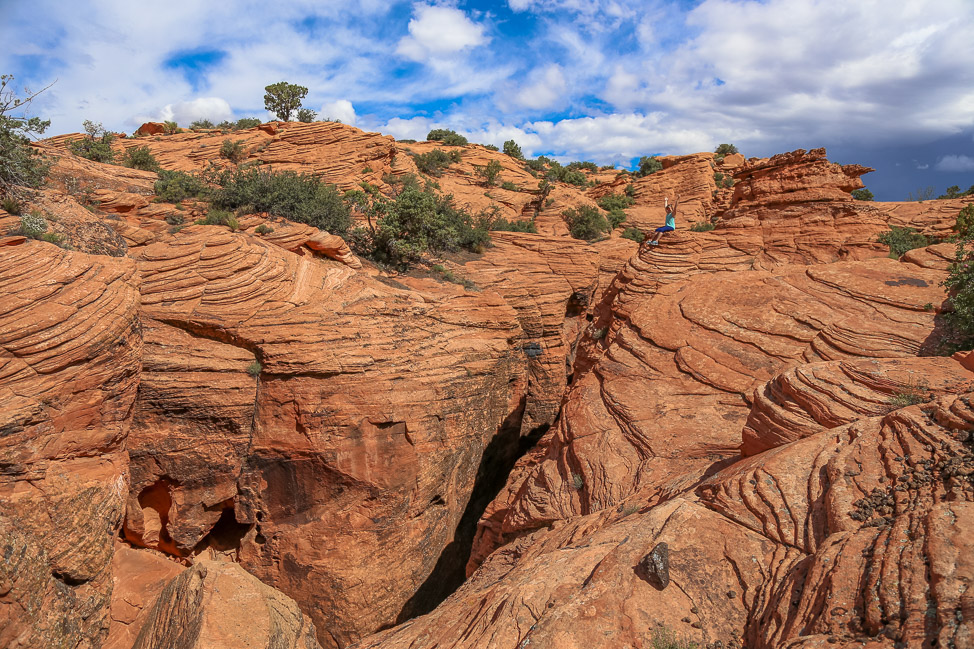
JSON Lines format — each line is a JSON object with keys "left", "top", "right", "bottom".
{"left": 671, "top": 194, "right": 681, "bottom": 214}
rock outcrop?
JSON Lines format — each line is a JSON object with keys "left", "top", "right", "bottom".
{"left": 131, "top": 560, "right": 322, "bottom": 649}
{"left": 0, "top": 242, "right": 141, "bottom": 649}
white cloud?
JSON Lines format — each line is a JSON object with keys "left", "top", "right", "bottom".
{"left": 135, "top": 97, "right": 233, "bottom": 126}
{"left": 509, "top": 65, "right": 567, "bottom": 110}
{"left": 378, "top": 116, "right": 434, "bottom": 141}
{"left": 319, "top": 99, "right": 357, "bottom": 125}
{"left": 396, "top": 4, "right": 487, "bottom": 62}
{"left": 935, "top": 155, "right": 974, "bottom": 172}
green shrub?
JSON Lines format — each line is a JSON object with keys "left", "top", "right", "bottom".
{"left": 220, "top": 139, "right": 246, "bottom": 164}
{"left": 154, "top": 169, "right": 208, "bottom": 203}
{"left": 254, "top": 223, "right": 273, "bottom": 235}
{"left": 296, "top": 107, "right": 317, "bottom": 123}
{"left": 852, "top": 188, "right": 874, "bottom": 201}
{"left": 18, "top": 210, "right": 48, "bottom": 238}
{"left": 621, "top": 227, "right": 644, "bottom": 242}
{"left": 955, "top": 203, "right": 974, "bottom": 238}
{"left": 246, "top": 360, "right": 262, "bottom": 377}
{"left": 940, "top": 185, "right": 974, "bottom": 199}
{"left": 501, "top": 181, "right": 518, "bottom": 191}
{"left": 690, "top": 221, "right": 715, "bottom": 232}
{"left": 878, "top": 226, "right": 929, "bottom": 257}
{"left": 636, "top": 155, "right": 662, "bottom": 177}
{"left": 41, "top": 231, "right": 64, "bottom": 245}
{"left": 196, "top": 208, "right": 238, "bottom": 229}
{"left": 908, "top": 187, "right": 935, "bottom": 202}
{"left": 475, "top": 159, "right": 502, "bottom": 187}
{"left": 68, "top": 120, "right": 116, "bottom": 163}
{"left": 607, "top": 209, "right": 626, "bottom": 229}
{"left": 572, "top": 473, "right": 584, "bottom": 490}
{"left": 567, "top": 160, "right": 598, "bottom": 172}
{"left": 651, "top": 626, "right": 698, "bottom": 649}
{"left": 525, "top": 157, "right": 547, "bottom": 173}
{"left": 397, "top": 138, "right": 417, "bottom": 144}
{"left": 941, "top": 236, "right": 974, "bottom": 351}
{"left": 218, "top": 117, "right": 261, "bottom": 131}
{"left": 349, "top": 176, "right": 490, "bottom": 269}
{"left": 1, "top": 196, "right": 22, "bottom": 215}
{"left": 0, "top": 75, "right": 52, "bottom": 194}
{"left": 625, "top": 183, "right": 636, "bottom": 198}
{"left": 163, "top": 121, "right": 179, "bottom": 135}
{"left": 886, "top": 381, "right": 930, "bottom": 410}
{"left": 207, "top": 166, "right": 351, "bottom": 235}
{"left": 264, "top": 81, "right": 308, "bottom": 121}
{"left": 483, "top": 144, "right": 498, "bottom": 151}
{"left": 714, "top": 143, "right": 738, "bottom": 155}
{"left": 426, "top": 129, "right": 468, "bottom": 146}
{"left": 546, "top": 161, "right": 587, "bottom": 186}
{"left": 190, "top": 118, "right": 214, "bottom": 130}
{"left": 164, "top": 212, "right": 184, "bottom": 226}
{"left": 597, "top": 193, "right": 635, "bottom": 212}
{"left": 491, "top": 216, "right": 537, "bottom": 233}
{"left": 563, "top": 205, "right": 608, "bottom": 240}
{"left": 503, "top": 140, "right": 524, "bottom": 160}
{"left": 122, "top": 145, "right": 159, "bottom": 171}
{"left": 413, "top": 148, "right": 460, "bottom": 177}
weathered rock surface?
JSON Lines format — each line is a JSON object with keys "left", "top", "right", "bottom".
{"left": 132, "top": 560, "right": 322, "bottom": 649}
{"left": 105, "top": 544, "right": 185, "bottom": 649}
{"left": 355, "top": 358, "right": 974, "bottom": 649}
{"left": 472, "top": 250, "right": 949, "bottom": 567}
{"left": 125, "top": 230, "right": 527, "bottom": 646}
{"left": 0, "top": 242, "right": 141, "bottom": 649}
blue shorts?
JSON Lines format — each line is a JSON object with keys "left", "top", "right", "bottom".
{"left": 654, "top": 226, "right": 675, "bottom": 233}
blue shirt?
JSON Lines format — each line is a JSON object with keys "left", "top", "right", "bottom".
{"left": 665, "top": 211, "right": 675, "bottom": 229}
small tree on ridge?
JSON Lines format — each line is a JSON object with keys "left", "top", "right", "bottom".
{"left": 264, "top": 82, "right": 309, "bottom": 121}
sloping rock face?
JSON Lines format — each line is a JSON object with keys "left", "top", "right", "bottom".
{"left": 469, "top": 241, "right": 949, "bottom": 568}
{"left": 459, "top": 232, "right": 599, "bottom": 435}
{"left": 123, "top": 230, "right": 527, "bottom": 647}
{"left": 356, "top": 355, "right": 974, "bottom": 649}
{"left": 0, "top": 242, "right": 141, "bottom": 649}
{"left": 132, "top": 560, "right": 322, "bottom": 649}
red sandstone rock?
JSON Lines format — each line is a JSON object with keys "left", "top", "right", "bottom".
{"left": 125, "top": 230, "right": 527, "bottom": 646}
{"left": 135, "top": 122, "right": 166, "bottom": 136}
{"left": 105, "top": 544, "right": 185, "bottom": 649}
{"left": 0, "top": 242, "right": 141, "bottom": 649}
{"left": 131, "top": 560, "right": 322, "bottom": 649}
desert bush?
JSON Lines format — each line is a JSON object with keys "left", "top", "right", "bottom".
{"left": 940, "top": 185, "right": 974, "bottom": 199}
{"left": 878, "top": 226, "right": 929, "bottom": 257}
{"left": 218, "top": 117, "right": 261, "bottom": 131}
{"left": 621, "top": 227, "right": 644, "bottom": 242}
{"left": 154, "top": 169, "right": 208, "bottom": 203}
{"left": 714, "top": 143, "right": 738, "bottom": 155}
{"left": 636, "top": 155, "right": 662, "bottom": 177}
{"left": 941, "top": 236, "right": 974, "bottom": 351}
{"left": 68, "top": 120, "right": 116, "bottom": 163}
{"left": 503, "top": 139, "right": 524, "bottom": 160}
{"left": 525, "top": 157, "right": 547, "bottom": 173}
{"left": 196, "top": 208, "right": 238, "bottom": 229}
{"left": 247, "top": 360, "right": 262, "bottom": 377}
{"left": 491, "top": 216, "right": 537, "bottom": 233}
{"left": 908, "top": 186, "right": 935, "bottom": 202}
{"left": 296, "top": 107, "right": 317, "bottom": 123}
{"left": 190, "top": 118, "right": 214, "bottom": 130}
{"left": 207, "top": 166, "right": 351, "bottom": 236}
{"left": 690, "top": 221, "right": 715, "bottom": 232}
{"left": 625, "top": 183, "right": 636, "bottom": 198}
{"left": 567, "top": 160, "right": 597, "bottom": 172}
{"left": 164, "top": 212, "right": 184, "bottom": 226}
{"left": 852, "top": 188, "right": 874, "bottom": 201}
{"left": 349, "top": 176, "right": 490, "bottom": 269}
{"left": 563, "top": 205, "right": 608, "bottom": 240}
{"left": 597, "top": 193, "right": 635, "bottom": 212}
{"left": 220, "top": 139, "right": 246, "bottom": 164}
{"left": 1, "top": 196, "right": 22, "bottom": 215}
{"left": 426, "top": 128, "right": 468, "bottom": 146}
{"left": 651, "top": 626, "right": 698, "bottom": 649}
{"left": 254, "top": 223, "right": 273, "bottom": 235}
{"left": 163, "top": 121, "right": 179, "bottom": 135}
{"left": 954, "top": 203, "right": 974, "bottom": 238}
{"left": 122, "top": 145, "right": 159, "bottom": 171}
{"left": 501, "top": 181, "right": 518, "bottom": 191}
{"left": 18, "top": 210, "right": 48, "bottom": 238}
{"left": 0, "top": 74, "right": 52, "bottom": 194}
{"left": 413, "top": 148, "right": 460, "bottom": 177}
{"left": 475, "top": 159, "right": 502, "bottom": 187}
{"left": 546, "top": 161, "right": 587, "bottom": 186}
{"left": 483, "top": 143, "right": 498, "bottom": 151}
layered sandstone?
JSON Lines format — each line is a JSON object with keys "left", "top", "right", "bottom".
{"left": 0, "top": 241, "right": 141, "bottom": 649}
{"left": 123, "top": 229, "right": 527, "bottom": 647}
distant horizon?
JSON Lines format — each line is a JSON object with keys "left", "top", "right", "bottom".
{"left": 4, "top": 0, "right": 973, "bottom": 201}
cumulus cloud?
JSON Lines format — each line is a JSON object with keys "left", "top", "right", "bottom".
{"left": 319, "top": 100, "right": 357, "bottom": 125}
{"left": 936, "top": 155, "right": 974, "bottom": 172}
{"left": 508, "top": 65, "right": 568, "bottom": 110}
{"left": 396, "top": 4, "right": 488, "bottom": 62}
{"left": 136, "top": 97, "right": 233, "bottom": 126}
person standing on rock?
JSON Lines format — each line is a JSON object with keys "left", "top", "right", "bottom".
{"left": 645, "top": 195, "right": 680, "bottom": 246}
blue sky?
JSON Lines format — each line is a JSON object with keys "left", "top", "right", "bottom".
{"left": 2, "top": 0, "right": 973, "bottom": 200}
